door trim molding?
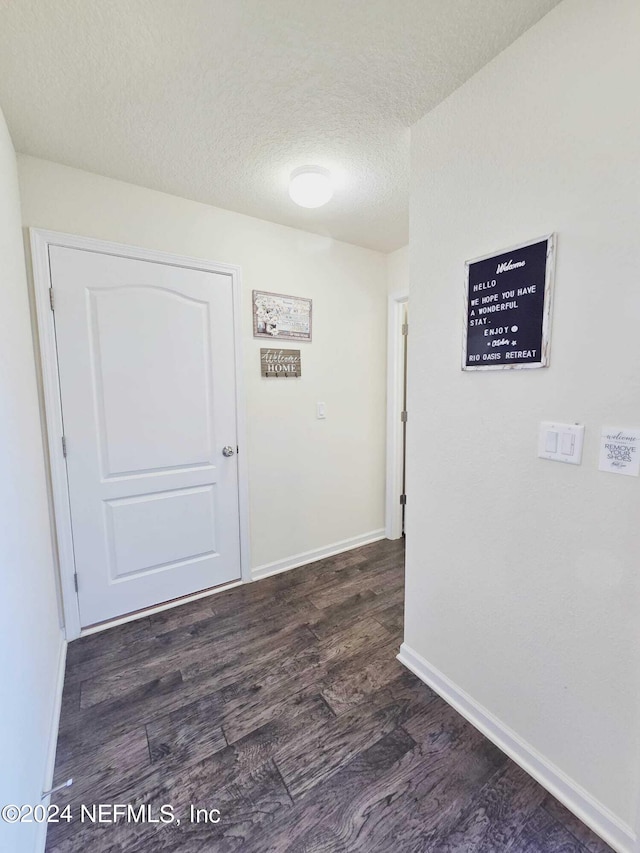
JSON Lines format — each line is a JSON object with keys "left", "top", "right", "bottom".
{"left": 30, "top": 229, "right": 251, "bottom": 640}
{"left": 385, "top": 289, "right": 409, "bottom": 540}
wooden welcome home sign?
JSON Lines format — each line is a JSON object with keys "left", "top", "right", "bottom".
{"left": 260, "top": 348, "right": 302, "bottom": 378}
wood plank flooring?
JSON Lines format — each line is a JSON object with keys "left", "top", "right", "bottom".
{"left": 46, "top": 539, "right": 612, "bottom": 852}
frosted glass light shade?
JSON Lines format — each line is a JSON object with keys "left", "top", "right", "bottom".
{"left": 289, "top": 166, "right": 333, "bottom": 208}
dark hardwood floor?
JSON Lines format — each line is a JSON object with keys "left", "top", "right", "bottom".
{"left": 47, "top": 539, "right": 612, "bottom": 852}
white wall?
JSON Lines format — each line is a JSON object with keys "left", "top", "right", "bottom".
{"left": 404, "top": 0, "right": 640, "bottom": 847}
{"left": 0, "top": 110, "right": 64, "bottom": 852}
{"left": 17, "top": 156, "right": 388, "bottom": 573}
{"left": 387, "top": 245, "right": 409, "bottom": 294}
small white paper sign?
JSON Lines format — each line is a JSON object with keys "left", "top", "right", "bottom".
{"left": 598, "top": 427, "right": 640, "bottom": 477}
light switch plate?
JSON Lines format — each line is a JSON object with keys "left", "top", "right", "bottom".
{"left": 538, "top": 422, "right": 584, "bottom": 465}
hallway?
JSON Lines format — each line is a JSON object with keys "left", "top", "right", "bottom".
{"left": 46, "top": 540, "right": 610, "bottom": 852}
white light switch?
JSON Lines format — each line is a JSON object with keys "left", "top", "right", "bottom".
{"left": 545, "top": 431, "right": 559, "bottom": 453}
{"left": 538, "top": 422, "right": 584, "bottom": 465}
{"left": 316, "top": 402, "right": 326, "bottom": 419}
{"left": 560, "top": 432, "right": 575, "bottom": 456}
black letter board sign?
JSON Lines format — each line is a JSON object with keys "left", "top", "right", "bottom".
{"left": 463, "top": 234, "right": 555, "bottom": 371}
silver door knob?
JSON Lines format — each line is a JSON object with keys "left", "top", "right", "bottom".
{"left": 222, "top": 446, "right": 235, "bottom": 457}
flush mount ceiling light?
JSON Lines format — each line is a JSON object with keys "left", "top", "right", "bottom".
{"left": 288, "top": 166, "right": 333, "bottom": 208}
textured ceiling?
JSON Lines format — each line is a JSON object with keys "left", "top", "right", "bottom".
{"left": 0, "top": 0, "right": 560, "bottom": 252}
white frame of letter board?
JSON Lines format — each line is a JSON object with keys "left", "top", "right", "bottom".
{"left": 462, "top": 233, "right": 556, "bottom": 371}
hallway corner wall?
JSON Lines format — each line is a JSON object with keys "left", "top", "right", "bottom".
{"left": 0, "top": 105, "right": 64, "bottom": 853}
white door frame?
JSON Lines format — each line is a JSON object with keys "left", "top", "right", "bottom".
{"left": 30, "top": 229, "right": 251, "bottom": 640}
{"left": 385, "top": 289, "right": 409, "bottom": 539}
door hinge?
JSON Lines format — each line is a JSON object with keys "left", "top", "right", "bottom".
{"left": 73, "top": 573, "right": 79, "bottom": 593}
{"left": 401, "top": 411, "right": 408, "bottom": 423}
{"left": 400, "top": 494, "right": 407, "bottom": 506}
{"left": 61, "top": 436, "right": 68, "bottom": 457}
{"left": 49, "top": 289, "right": 55, "bottom": 311}
{"left": 401, "top": 322, "right": 408, "bottom": 336}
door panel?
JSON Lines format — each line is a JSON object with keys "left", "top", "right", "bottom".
{"left": 105, "top": 485, "right": 218, "bottom": 580}
{"left": 89, "top": 286, "right": 215, "bottom": 476}
{"left": 49, "top": 245, "right": 241, "bottom": 626}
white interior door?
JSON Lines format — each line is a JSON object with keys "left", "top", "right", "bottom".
{"left": 49, "top": 245, "right": 242, "bottom": 627}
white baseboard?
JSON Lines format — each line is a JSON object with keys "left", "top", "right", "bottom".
{"left": 37, "top": 633, "right": 67, "bottom": 853}
{"left": 397, "top": 643, "right": 636, "bottom": 853}
{"left": 252, "top": 529, "right": 386, "bottom": 581}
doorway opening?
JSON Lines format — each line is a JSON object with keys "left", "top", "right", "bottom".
{"left": 385, "top": 290, "right": 409, "bottom": 540}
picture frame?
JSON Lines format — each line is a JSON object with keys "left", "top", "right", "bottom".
{"left": 253, "top": 290, "right": 312, "bottom": 342}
